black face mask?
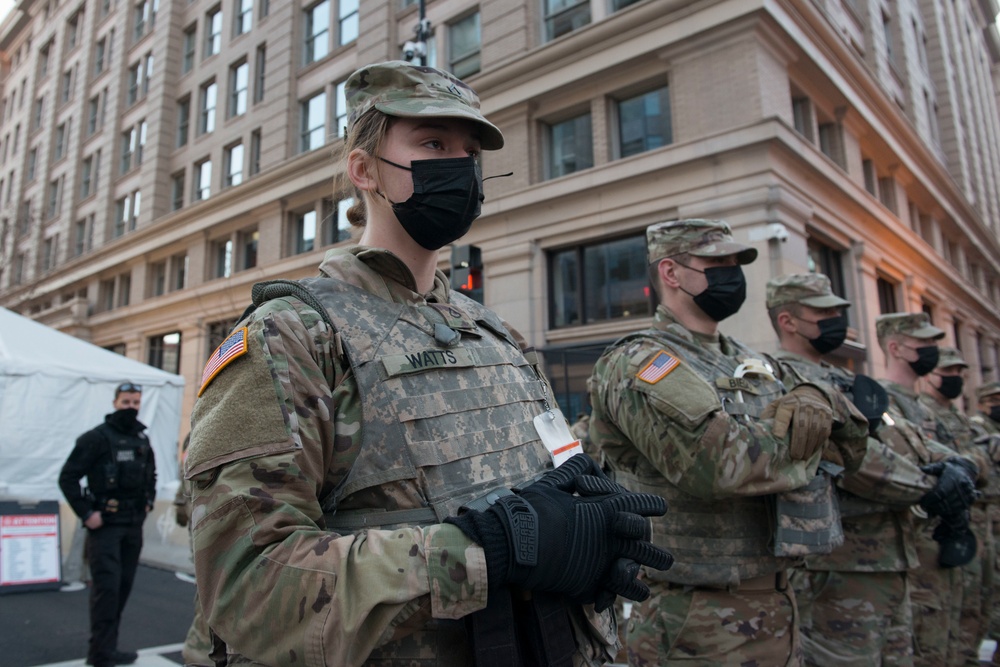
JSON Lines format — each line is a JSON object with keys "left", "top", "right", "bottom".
{"left": 989, "top": 405, "right": 1000, "bottom": 423}
{"left": 935, "top": 375, "right": 964, "bottom": 400}
{"left": 908, "top": 346, "right": 940, "bottom": 377}
{"left": 110, "top": 408, "right": 139, "bottom": 430}
{"left": 378, "top": 156, "right": 483, "bottom": 250}
{"left": 678, "top": 264, "right": 747, "bottom": 322}
{"left": 801, "top": 314, "right": 848, "bottom": 355}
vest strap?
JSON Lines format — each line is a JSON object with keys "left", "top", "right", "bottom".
{"left": 322, "top": 507, "right": 438, "bottom": 531}
{"left": 466, "top": 588, "right": 523, "bottom": 667}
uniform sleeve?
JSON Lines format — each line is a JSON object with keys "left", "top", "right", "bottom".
{"left": 187, "top": 299, "right": 488, "bottom": 667}
{"left": 837, "top": 435, "right": 936, "bottom": 504}
{"left": 58, "top": 431, "right": 102, "bottom": 520}
{"left": 590, "top": 342, "right": 820, "bottom": 499}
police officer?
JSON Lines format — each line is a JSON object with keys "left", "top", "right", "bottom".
{"left": 767, "top": 274, "right": 972, "bottom": 666}
{"left": 185, "top": 61, "right": 672, "bottom": 666}
{"left": 876, "top": 314, "right": 979, "bottom": 666}
{"left": 589, "top": 220, "right": 869, "bottom": 666}
{"left": 59, "top": 382, "right": 156, "bottom": 667}
{"left": 919, "top": 347, "right": 995, "bottom": 666}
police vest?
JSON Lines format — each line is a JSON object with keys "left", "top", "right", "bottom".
{"left": 88, "top": 423, "right": 152, "bottom": 523}
{"left": 610, "top": 325, "right": 836, "bottom": 588}
{"left": 262, "top": 276, "right": 556, "bottom": 530}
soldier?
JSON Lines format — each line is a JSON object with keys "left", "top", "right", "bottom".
{"left": 876, "top": 314, "right": 980, "bottom": 666}
{"left": 589, "top": 220, "right": 870, "bottom": 666}
{"left": 919, "top": 348, "right": 995, "bottom": 666}
{"left": 185, "top": 61, "right": 673, "bottom": 666}
{"left": 973, "top": 381, "right": 1000, "bottom": 663}
{"left": 766, "top": 273, "right": 973, "bottom": 666}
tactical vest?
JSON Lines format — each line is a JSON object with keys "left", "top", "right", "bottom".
{"left": 268, "top": 276, "right": 555, "bottom": 528}
{"left": 87, "top": 422, "right": 152, "bottom": 525}
{"left": 611, "top": 326, "right": 836, "bottom": 588}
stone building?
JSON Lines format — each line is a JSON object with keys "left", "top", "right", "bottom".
{"left": 1, "top": 0, "right": 999, "bottom": 434}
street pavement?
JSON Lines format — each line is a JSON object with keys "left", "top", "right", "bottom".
{"left": 0, "top": 565, "right": 195, "bottom": 667}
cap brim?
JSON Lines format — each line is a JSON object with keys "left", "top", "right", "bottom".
{"left": 690, "top": 242, "right": 758, "bottom": 265}
{"left": 908, "top": 325, "right": 946, "bottom": 340}
{"left": 375, "top": 101, "right": 505, "bottom": 150}
{"left": 800, "top": 295, "right": 851, "bottom": 308}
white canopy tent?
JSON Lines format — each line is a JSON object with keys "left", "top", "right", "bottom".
{"left": 0, "top": 307, "right": 185, "bottom": 501}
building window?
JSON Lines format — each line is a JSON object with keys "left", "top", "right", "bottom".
{"left": 807, "top": 238, "right": 848, "bottom": 319}
{"left": 54, "top": 122, "right": 67, "bottom": 160}
{"left": 449, "top": 13, "right": 480, "bottom": 78}
{"left": 42, "top": 235, "right": 58, "bottom": 271}
{"left": 61, "top": 69, "right": 74, "bottom": 103}
{"left": 862, "top": 158, "right": 877, "bottom": 196}
{"left": 33, "top": 96, "right": 44, "bottom": 130}
{"left": 339, "top": 0, "right": 358, "bottom": 45}
{"left": 549, "top": 234, "right": 653, "bottom": 328}
{"left": 177, "top": 97, "right": 191, "bottom": 146}
{"left": 294, "top": 210, "right": 317, "bottom": 254}
{"left": 142, "top": 53, "right": 154, "bottom": 97}
{"left": 87, "top": 95, "right": 100, "bottom": 135}
{"left": 183, "top": 25, "right": 197, "bottom": 73}
{"left": 817, "top": 118, "right": 844, "bottom": 168}
{"left": 121, "top": 127, "right": 136, "bottom": 173}
{"left": 94, "top": 37, "right": 107, "bottom": 75}
{"left": 235, "top": 0, "right": 253, "bottom": 36}
{"left": 114, "top": 195, "right": 131, "bottom": 237}
{"left": 300, "top": 92, "right": 327, "bottom": 152}
{"left": 73, "top": 218, "right": 89, "bottom": 256}
{"left": 171, "top": 171, "right": 185, "bottom": 210}
{"left": 882, "top": 10, "right": 894, "bottom": 66}
{"left": 322, "top": 196, "right": 353, "bottom": 245}
{"left": 194, "top": 159, "right": 212, "bottom": 201}
{"left": 618, "top": 85, "right": 672, "bottom": 158}
{"left": 80, "top": 155, "right": 95, "bottom": 198}
{"left": 200, "top": 81, "right": 218, "bottom": 134}
{"left": 127, "top": 61, "right": 141, "bottom": 105}
{"left": 250, "top": 128, "right": 262, "bottom": 175}
{"left": 229, "top": 60, "right": 249, "bottom": 117}
{"left": 214, "top": 238, "right": 233, "bottom": 278}
{"left": 47, "top": 179, "right": 61, "bottom": 219}
{"left": 545, "top": 0, "right": 590, "bottom": 42}
{"left": 171, "top": 253, "right": 188, "bottom": 291}
{"left": 878, "top": 176, "right": 897, "bottom": 214}
{"left": 98, "top": 279, "right": 115, "bottom": 311}
{"left": 304, "top": 1, "right": 330, "bottom": 64}
{"left": 205, "top": 7, "right": 223, "bottom": 58}
{"left": 791, "top": 95, "right": 814, "bottom": 142}
{"left": 260, "top": 0, "right": 270, "bottom": 18}
{"left": 254, "top": 45, "right": 266, "bottom": 103}
{"left": 547, "top": 112, "right": 593, "bottom": 179}
{"left": 148, "top": 332, "right": 181, "bottom": 374}
{"left": 150, "top": 259, "right": 169, "bottom": 296}
{"left": 27, "top": 148, "right": 37, "bottom": 181}
{"left": 225, "top": 143, "right": 244, "bottom": 187}
{"left": 334, "top": 80, "right": 348, "bottom": 138}
{"left": 876, "top": 276, "right": 898, "bottom": 314}
{"left": 39, "top": 41, "right": 52, "bottom": 78}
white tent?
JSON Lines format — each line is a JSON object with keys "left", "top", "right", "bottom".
{"left": 0, "top": 307, "right": 185, "bottom": 501}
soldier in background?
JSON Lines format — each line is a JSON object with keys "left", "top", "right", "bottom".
{"left": 570, "top": 411, "right": 596, "bottom": 460}
{"left": 973, "top": 381, "right": 1000, "bottom": 663}
{"left": 766, "top": 274, "right": 971, "bottom": 666}
{"left": 876, "top": 314, "right": 980, "bottom": 667}
{"left": 589, "top": 220, "right": 869, "bottom": 666}
{"left": 919, "top": 348, "right": 996, "bottom": 665}
{"left": 185, "top": 61, "right": 672, "bottom": 666}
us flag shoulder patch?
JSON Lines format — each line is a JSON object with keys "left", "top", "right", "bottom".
{"left": 198, "top": 327, "right": 249, "bottom": 397}
{"left": 637, "top": 351, "right": 680, "bottom": 384}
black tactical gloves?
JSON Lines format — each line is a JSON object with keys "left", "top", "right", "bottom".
{"left": 919, "top": 457, "right": 979, "bottom": 568}
{"left": 918, "top": 457, "right": 978, "bottom": 518}
{"left": 446, "top": 453, "right": 673, "bottom": 612}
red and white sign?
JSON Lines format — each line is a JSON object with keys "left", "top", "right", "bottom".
{"left": 1, "top": 514, "right": 61, "bottom": 586}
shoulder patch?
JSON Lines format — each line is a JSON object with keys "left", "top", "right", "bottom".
{"left": 637, "top": 351, "right": 680, "bottom": 384}
{"left": 198, "top": 327, "right": 249, "bottom": 397}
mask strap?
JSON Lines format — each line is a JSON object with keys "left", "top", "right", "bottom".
{"left": 378, "top": 156, "right": 413, "bottom": 172}
{"left": 483, "top": 171, "right": 513, "bottom": 181}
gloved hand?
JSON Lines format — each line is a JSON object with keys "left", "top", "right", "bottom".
{"left": 446, "top": 453, "right": 673, "bottom": 612}
{"left": 932, "top": 510, "right": 978, "bottom": 568}
{"left": 762, "top": 384, "right": 834, "bottom": 461}
{"left": 919, "top": 457, "right": 978, "bottom": 517}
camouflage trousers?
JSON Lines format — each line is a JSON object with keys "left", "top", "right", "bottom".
{"left": 183, "top": 587, "right": 214, "bottom": 666}
{"left": 947, "top": 504, "right": 990, "bottom": 667}
{"left": 911, "top": 525, "right": 958, "bottom": 667}
{"left": 988, "top": 503, "right": 1000, "bottom": 648}
{"left": 790, "top": 569, "right": 913, "bottom": 667}
{"left": 626, "top": 576, "right": 800, "bottom": 666}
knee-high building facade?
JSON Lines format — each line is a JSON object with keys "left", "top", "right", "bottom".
{"left": 2, "top": 0, "right": 1000, "bottom": 434}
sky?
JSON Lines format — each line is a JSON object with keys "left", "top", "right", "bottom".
{"left": 0, "top": 1, "right": 13, "bottom": 26}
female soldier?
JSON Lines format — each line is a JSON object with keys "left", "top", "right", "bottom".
{"left": 185, "top": 61, "right": 671, "bottom": 666}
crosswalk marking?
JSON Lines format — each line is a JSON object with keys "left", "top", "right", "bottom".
{"left": 28, "top": 644, "right": 185, "bottom": 667}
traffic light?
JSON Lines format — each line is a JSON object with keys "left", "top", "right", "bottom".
{"left": 451, "top": 244, "right": 483, "bottom": 303}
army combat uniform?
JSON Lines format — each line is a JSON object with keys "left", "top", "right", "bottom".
{"left": 186, "top": 248, "right": 617, "bottom": 666}
{"left": 919, "top": 348, "right": 995, "bottom": 666}
{"left": 972, "top": 382, "right": 1000, "bottom": 662}
{"left": 589, "top": 221, "right": 868, "bottom": 667}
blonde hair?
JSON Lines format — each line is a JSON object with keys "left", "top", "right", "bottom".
{"left": 332, "top": 109, "right": 394, "bottom": 228}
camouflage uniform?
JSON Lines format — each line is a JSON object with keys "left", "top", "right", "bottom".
{"left": 876, "top": 313, "right": 963, "bottom": 667}
{"left": 973, "top": 382, "right": 1000, "bottom": 661}
{"left": 185, "top": 63, "right": 618, "bottom": 667}
{"left": 919, "top": 348, "right": 994, "bottom": 666}
{"left": 766, "top": 274, "right": 939, "bottom": 667}
{"left": 589, "top": 222, "right": 869, "bottom": 667}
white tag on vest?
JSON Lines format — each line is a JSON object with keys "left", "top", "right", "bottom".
{"left": 533, "top": 408, "right": 582, "bottom": 467}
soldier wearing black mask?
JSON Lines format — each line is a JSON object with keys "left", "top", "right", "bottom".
{"left": 59, "top": 382, "right": 156, "bottom": 667}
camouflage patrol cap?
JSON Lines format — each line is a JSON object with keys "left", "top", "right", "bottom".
{"left": 646, "top": 219, "right": 758, "bottom": 265}
{"left": 875, "top": 312, "right": 946, "bottom": 342}
{"left": 976, "top": 381, "right": 1000, "bottom": 400}
{"left": 936, "top": 346, "right": 968, "bottom": 369}
{"left": 344, "top": 60, "right": 504, "bottom": 150}
{"left": 766, "top": 273, "right": 851, "bottom": 309}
